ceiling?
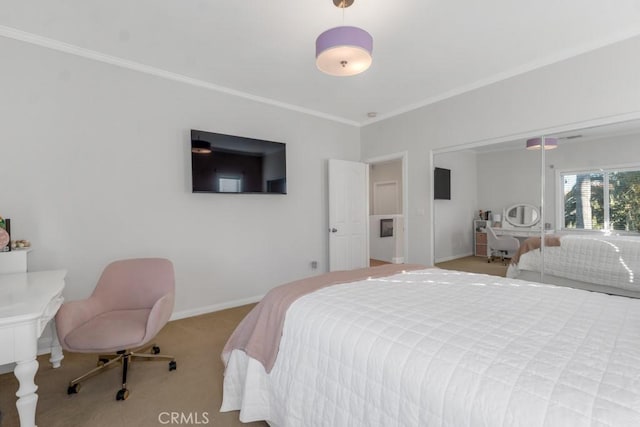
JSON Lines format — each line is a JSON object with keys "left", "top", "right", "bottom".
{"left": 2, "top": 1, "right": 640, "bottom": 126}
{"left": 469, "top": 118, "right": 640, "bottom": 153}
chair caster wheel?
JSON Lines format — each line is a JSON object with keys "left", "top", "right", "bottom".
{"left": 67, "top": 383, "right": 80, "bottom": 395}
{"left": 97, "top": 358, "right": 110, "bottom": 366}
{"left": 116, "top": 388, "right": 130, "bottom": 401}
{"left": 152, "top": 346, "right": 160, "bottom": 354}
{"left": 169, "top": 360, "right": 177, "bottom": 371}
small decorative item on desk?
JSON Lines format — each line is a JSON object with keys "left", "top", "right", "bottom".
{"left": 0, "top": 228, "right": 9, "bottom": 250}
{"left": 0, "top": 216, "right": 10, "bottom": 252}
{"left": 492, "top": 214, "right": 502, "bottom": 228}
{"left": 12, "top": 239, "right": 31, "bottom": 249}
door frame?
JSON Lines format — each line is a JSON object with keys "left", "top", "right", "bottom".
{"left": 364, "top": 151, "right": 409, "bottom": 264}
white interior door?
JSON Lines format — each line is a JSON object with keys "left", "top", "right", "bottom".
{"left": 329, "top": 159, "right": 368, "bottom": 271}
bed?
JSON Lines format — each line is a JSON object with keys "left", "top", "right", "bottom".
{"left": 507, "top": 234, "right": 640, "bottom": 298}
{"left": 221, "top": 264, "right": 640, "bottom": 426}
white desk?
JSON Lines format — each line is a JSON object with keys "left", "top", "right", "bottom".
{"left": 0, "top": 270, "right": 66, "bottom": 427}
{"left": 0, "top": 249, "right": 31, "bottom": 274}
{"left": 494, "top": 228, "right": 554, "bottom": 239}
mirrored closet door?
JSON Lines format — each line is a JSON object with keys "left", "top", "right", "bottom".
{"left": 433, "top": 119, "right": 640, "bottom": 291}
{"left": 535, "top": 120, "right": 640, "bottom": 295}
{"left": 433, "top": 135, "right": 542, "bottom": 279}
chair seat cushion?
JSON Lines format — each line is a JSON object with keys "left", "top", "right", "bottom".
{"left": 63, "top": 308, "right": 151, "bottom": 353}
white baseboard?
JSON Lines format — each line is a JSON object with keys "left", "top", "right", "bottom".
{"left": 170, "top": 294, "right": 264, "bottom": 321}
{"left": 434, "top": 252, "right": 474, "bottom": 264}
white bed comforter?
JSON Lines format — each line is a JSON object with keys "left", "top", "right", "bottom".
{"left": 510, "top": 235, "right": 640, "bottom": 291}
{"left": 222, "top": 268, "right": 640, "bottom": 426}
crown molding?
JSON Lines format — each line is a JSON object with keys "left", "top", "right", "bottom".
{"left": 3, "top": 24, "right": 640, "bottom": 129}
{"left": 0, "top": 25, "right": 361, "bottom": 128}
{"left": 362, "top": 28, "right": 640, "bottom": 126}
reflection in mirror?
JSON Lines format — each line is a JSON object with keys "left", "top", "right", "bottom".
{"left": 525, "top": 120, "right": 640, "bottom": 290}
{"left": 433, "top": 117, "right": 640, "bottom": 288}
{"left": 504, "top": 204, "right": 540, "bottom": 228}
{"left": 551, "top": 120, "right": 640, "bottom": 235}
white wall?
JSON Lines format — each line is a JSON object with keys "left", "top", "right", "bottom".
{"left": 361, "top": 35, "right": 640, "bottom": 266}
{"left": 433, "top": 151, "right": 478, "bottom": 262}
{"left": 476, "top": 148, "right": 543, "bottom": 218}
{"left": 369, "top": 160, "right": 403, "bottom": 214}
{"left": 369, "top": 214, "right": 403, "bottom": 263}
{"left": 0, "top": 37, "right": 360, "bottom": 316}
{"left": 477, "top": 132, "right": 640, "bottom": 230}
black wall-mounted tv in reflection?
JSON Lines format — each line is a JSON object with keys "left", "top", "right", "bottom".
{"left": 191, "top": 129, "right": 287, "bottom": 194}
{"left": 434, "top": 167, "right": 451, "bottom": 200}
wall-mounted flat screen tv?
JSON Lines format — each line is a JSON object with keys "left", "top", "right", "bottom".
{"left": 434, "top": 167, "right": 451, "bottom": 200}
{"left": 191, "top": 129, "right": 286, "bottom": 194}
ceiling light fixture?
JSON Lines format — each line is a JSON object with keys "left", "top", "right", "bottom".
{"left": 526, "top": 137, "right": 558, "bottom": 150}
{"left": 316, "top": 0, "right": 373, "bottom": 77}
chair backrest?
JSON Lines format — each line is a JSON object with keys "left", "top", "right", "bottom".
{"left": 92, "top": 258, "right": 175, "bottom": 311}
{"left": 486, "top": 226, "right": 499, "bottom": 247}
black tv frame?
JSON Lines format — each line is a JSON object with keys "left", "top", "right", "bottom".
{"left": 190, "top": 129, "right": 287, "bottom": 195}
{"left": 434, "top": 167, "right": 451, "bottom": 200}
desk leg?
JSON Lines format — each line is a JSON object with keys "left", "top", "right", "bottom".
{"left": 48, "top": 320, "right": 64, "bottom": 368}
{"left": 15, "top": 357, "right": 39, "bottom": 427}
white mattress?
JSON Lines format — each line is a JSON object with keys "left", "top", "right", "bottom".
{"left": 222, "top": 268, "right": 640, "bottom": 426}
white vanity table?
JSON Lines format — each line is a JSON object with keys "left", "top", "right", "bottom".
{"left": 494, "top": 228, "right": 553, "bottom": 238}
{"left": 474, "top": 204, "right": 553, "bottom": 256}
{"left": 495, "top": 203, "right": 553, "bottom": 239}
{"left": 0, "top": 250, "right": 66, "bottom": 427}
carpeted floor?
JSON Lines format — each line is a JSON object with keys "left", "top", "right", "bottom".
{"left": 0, "top": 304, "right": 266, "bottom": 427}
{"left": 435, "top": 255, "right": 509, "bottom": 277}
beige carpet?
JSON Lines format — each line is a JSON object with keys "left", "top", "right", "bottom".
{"left": 0, "top": 258, "right": 501, "bottom": 427}
{"left": 0, "top": 304, "right": 266, "bottom": 427}
{"left": 435, "top": 255, "right": 509, "bottom": 277}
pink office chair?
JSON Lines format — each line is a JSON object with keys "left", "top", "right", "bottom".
{"left": 55, "top": 258, "right": 176, "bottom": 401}
{"left": 486, "top": 227, "right": 520, "bottom": 265}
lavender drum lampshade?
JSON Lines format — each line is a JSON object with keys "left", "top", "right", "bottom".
{"left": 316, "top": 26, "right": 373, "bottom": 76}
{"left": 526, "top": 137, "right": 558, "bottom": 150}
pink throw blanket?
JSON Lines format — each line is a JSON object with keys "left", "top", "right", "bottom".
{"left": 222, "top": 263, "right": 426, "bottom": 373}
{"left": 511, "top": 235, "right": 562, "bottom": 264}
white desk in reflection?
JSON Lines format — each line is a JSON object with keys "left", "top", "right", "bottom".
{"left": 494, "top": 228, "right": 554, "bottom": 239}
{"left": 0, "top": 270, "right": 66, "bottom": 427}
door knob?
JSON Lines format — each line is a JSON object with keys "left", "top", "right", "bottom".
{"left": 330, "top": 228, "right": 338, "bottom": 233}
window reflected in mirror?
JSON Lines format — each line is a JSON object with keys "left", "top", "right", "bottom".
{"left": 562, "top": 168, "right": 640, "bottom": 233}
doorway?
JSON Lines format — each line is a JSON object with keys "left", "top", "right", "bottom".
{"left": 366, "top": 152, "right": 408, "bottom": 266}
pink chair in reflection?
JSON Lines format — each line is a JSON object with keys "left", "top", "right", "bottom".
{"left": 55, "top": 258, "right": 176, "bottom": 401}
